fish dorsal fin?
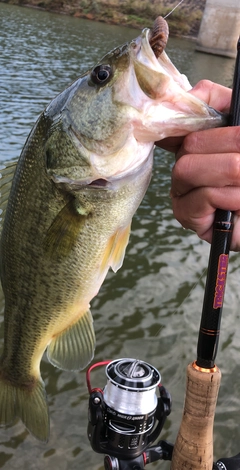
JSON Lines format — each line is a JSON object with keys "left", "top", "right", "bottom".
{"left": 101, "top": 223, "right": 131, "bottom": 274}
{"left": 47, "top": 309, "right": 95, "bottom": 371}
{"left": 0, "top": 159, "right": 18, "bottom": 237}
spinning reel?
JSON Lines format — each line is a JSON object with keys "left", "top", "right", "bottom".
{"left": 86, "top": 358, "right": 240, "bottom": 470}
{"left": 87, "top": 358, "right": 173, "bottom": 469}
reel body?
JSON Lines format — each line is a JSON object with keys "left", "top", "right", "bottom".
{"left": 87, "top": 358, "right": 171, "bottom": 465}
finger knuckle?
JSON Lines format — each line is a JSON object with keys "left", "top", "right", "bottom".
{"left": 172, "top": 161, "right": 183, "bottom": 184}
{"left": 172, "top": 154, "right": 192, "bottom": 184}
{"left": 171, "top": 196, "right": 188, "bottom": 226}
{"left": 234, "top": 127, "right": 240, "bottom": 153}
{"left": 181, "top": 131, "right": 203, "bottom": 154}
{"left": 228, "top": 152, "right": 240, "bottom": 183}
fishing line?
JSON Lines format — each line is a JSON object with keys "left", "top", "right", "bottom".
{"left": 164, "top": 0, "right": 185, "bottom": 19}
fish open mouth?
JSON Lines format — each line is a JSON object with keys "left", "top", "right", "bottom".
{"left": 131, "top": 17, "right": 192, "bottom": 94}
{"left": 129, "top": 18, "right": 226, "bottom": 139}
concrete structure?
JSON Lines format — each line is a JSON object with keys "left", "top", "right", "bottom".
{"left": 196, "top": 0, "right": 240, "bottom": 58}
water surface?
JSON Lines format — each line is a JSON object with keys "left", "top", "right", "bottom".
{"left": 0, "top": 3, "right": 239, "bottom": 469}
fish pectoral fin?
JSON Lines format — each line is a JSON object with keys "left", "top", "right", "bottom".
{"left": 47, "top": 310, "right": 95, "bottom": 371}
{"left": 43, "top": 199, "right": 90, "bottom": 258}
{"left": 0, "top": 376, "right": 49, "bottom": 442}
{"left": 106, "top": 224, "right": 131, "bottom": 273}
{"left": 0, "top": 159, "right": 18, "bottom": 237}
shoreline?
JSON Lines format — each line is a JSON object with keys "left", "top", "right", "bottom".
{"left": 0, "top": 0, "right": 206, "bottom": 38}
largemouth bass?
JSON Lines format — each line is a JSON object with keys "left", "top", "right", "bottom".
{"left": 0, "top": 21, "right": 225, "bottom": 442}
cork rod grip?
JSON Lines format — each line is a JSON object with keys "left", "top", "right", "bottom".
{"left": 170, "top": 363, "right": 221, "bottom": 470}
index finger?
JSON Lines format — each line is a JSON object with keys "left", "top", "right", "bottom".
{"left": 176, "top": 126, "right": 240, "bottom": 159}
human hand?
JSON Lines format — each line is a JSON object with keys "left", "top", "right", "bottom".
{"left": 161, "top": 80, "right": 240, "bottom": 251}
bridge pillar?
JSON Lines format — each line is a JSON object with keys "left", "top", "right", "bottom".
{"left": 196, "top": 0, "right": 240, "bottom": 58}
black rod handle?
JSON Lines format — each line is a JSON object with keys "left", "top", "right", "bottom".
{"left": 196, "top": 37, "right": 240, "bottom": 369}
{"left": 196, "top": 210, "right": 233, "bottom": 368}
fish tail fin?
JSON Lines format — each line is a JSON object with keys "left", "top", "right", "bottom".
{"left": 0, "top": 376, "right": 49, "bottom": 442}
{"left": 16, "top": 380, "right": 49, "bottom": 442}
{"left": 0, "top": 379, "right": 15, "bottom": 424}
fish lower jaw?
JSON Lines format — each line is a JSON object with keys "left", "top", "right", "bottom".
{"left": 140, "top": 112, "right": 225, "bottom": 141}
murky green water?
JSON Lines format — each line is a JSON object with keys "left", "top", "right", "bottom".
{"left": 0, "top": 2, "right": 240, "bottom": 469}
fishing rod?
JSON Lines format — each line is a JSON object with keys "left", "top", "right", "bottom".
{"left": 85, "top": 34, "right": 240, "bottom": 470}
{"left": 170, "top": 37, "right": 240, "bottom": 470}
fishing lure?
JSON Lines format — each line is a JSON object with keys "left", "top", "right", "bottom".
{"left": 149, "top": 16, "right": 169, "bottom": 58}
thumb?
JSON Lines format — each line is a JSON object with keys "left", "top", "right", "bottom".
{"left": 189, "top": 80, "right": 232, "bottom": 113}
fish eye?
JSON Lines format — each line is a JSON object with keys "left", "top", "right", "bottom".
{"left": 91, "top": 65, "right": 112, "bottom": 85}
